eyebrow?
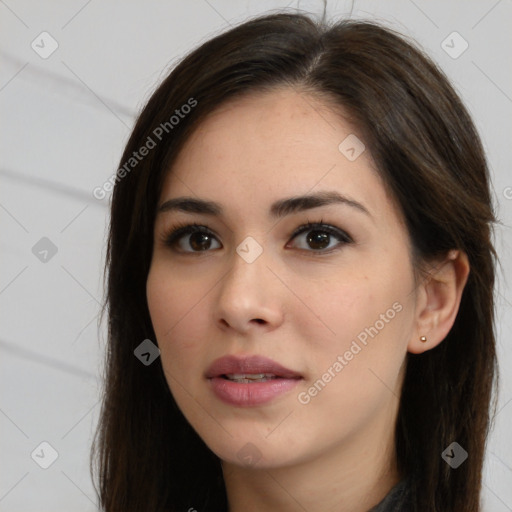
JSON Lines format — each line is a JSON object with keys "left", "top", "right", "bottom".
{"left": 157, "top": 191, "right": 371, "bottom": 219}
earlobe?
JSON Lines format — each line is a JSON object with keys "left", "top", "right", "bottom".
{"left": 408, "top": 250, "right": 470, "bottom": 355}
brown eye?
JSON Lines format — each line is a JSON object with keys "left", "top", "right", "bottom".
{"left": 187, "top": 232, "right": 215, "bottom": 251}
{"left": 163, "top": 224, "right": 221, "bottom": 253}
{"left": 305, "top": 230, "right": 330, "bottom": 250}
{"left": 162, "top": 221, "right": 352, "bottom": 255}
{"left": 289, "top": 222, "right": 352, "bottom": 253}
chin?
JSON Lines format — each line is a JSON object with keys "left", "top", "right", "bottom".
{"left": 202, "top": 433, "right": 305, "bottom": 471}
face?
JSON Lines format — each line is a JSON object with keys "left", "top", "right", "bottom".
{"left": 146, "top": 88, "right": 419, "bottom": 469}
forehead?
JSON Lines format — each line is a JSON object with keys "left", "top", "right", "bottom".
{"left": 158, "top": 88, "right": 398, "bottom": 226}
{"left": 172, "top": 88, "right": 357, "bottom": 171}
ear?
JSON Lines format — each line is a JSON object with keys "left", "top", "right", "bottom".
{"left": 408, "top": 250, "right": 470, "bottom": 354}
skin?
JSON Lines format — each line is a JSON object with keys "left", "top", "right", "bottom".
{"left": 146, "top": 88, "right": 469, "bottom": 512}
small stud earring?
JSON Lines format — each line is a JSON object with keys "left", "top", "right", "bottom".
{"left": 420, "top": 336, "right": 427, "bottom": 343}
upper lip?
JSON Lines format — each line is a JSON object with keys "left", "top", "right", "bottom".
{"left": 206, "top": 354, "right": 302, "bottom": 379}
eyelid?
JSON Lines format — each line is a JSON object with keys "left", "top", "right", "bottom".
{"left": 289, "top": 221, "right": 353, "bottom": 244}
{"left": 157, "top": 221, "right": 216, "bottom": 251}
{"left": 160, "top": 220, "right": 353, "bottom": 254}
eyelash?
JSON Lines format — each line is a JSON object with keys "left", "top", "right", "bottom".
{"left": 159, "top": 219, "right": 354, "bottom": 256}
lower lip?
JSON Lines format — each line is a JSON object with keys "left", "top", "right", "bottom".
{"left": 209, "top": 377, "right": 301, "bottom": 407}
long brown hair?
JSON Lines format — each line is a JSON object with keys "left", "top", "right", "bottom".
{"left": 90, "top": 12, "right": 499, "bottom": 511}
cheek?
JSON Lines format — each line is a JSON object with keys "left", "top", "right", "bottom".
{"left": 146, "top": 264, "right": 208, "bottom": 366}
{"left": 290, "top": 264, "right": 414, "bottom": 378}
{"left": 290, "top": 270, "right": 399, "bottom": 341}
{"left": 291, "top": 285, "right": 412, "bottom": 436}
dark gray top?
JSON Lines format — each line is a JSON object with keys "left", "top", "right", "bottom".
{"left": 367, "top": 479, "right": 411, "bottom": 512}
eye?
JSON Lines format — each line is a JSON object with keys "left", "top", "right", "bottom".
{"left": 161, "top": 222, "right": 221, "bottom": 253}
{"left": 160, "top": 220, "right": 353, "bottom": 254}
{"left": 287, "top": 221, "right": 353, "bottom": 253}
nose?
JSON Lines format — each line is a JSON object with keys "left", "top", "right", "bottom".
{"left": 214, "top": 244, "right": 284, "bottom": 334}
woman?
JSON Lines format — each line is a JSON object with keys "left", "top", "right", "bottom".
{"left": 90, "top": 11, "right": 498, "bottom": 512}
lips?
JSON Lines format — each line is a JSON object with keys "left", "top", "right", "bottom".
{"left": 205, "top": 354, "right": 302, "bottom": 380}
{"left": 206, "top": 355, "right": 303, "bottom": 407}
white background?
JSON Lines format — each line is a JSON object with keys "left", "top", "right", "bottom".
{"left": 1, "top": 1, "right": 511, "bottom": 510}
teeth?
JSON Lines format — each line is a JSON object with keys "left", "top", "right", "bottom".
{"left": 224, "top": 373, "right": 278, "bottom": 383}
{"left": 226, "top": 373, "right": 274, "bottom": 379}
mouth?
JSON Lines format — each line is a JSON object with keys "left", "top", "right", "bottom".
{"left": 206, "top": 354, "right": 303, "bottom": 407}
{"left": 205, "top": 354, "right": 303, "bottom": 380}
{"left": 220, "top": 373, "right": 288, "bottom": 383}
